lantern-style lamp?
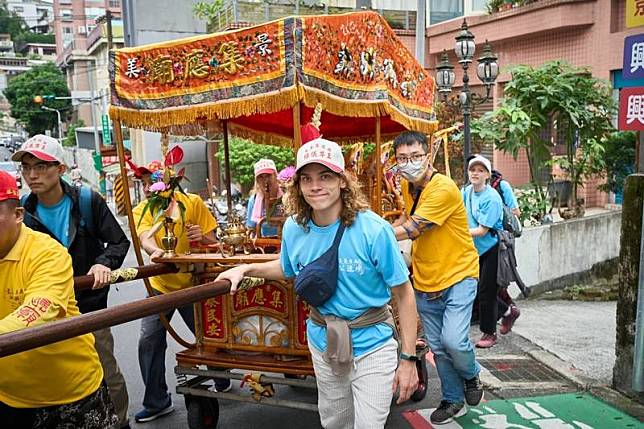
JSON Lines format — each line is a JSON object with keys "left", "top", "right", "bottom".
{"left": 435, "top": 50, "right": 456, "bottom": 94}
{"left": 476, "top": 40, "right": 499, "bottom": 87}
{"left": 454, "top": 19, "right": 476, "bottom": 64}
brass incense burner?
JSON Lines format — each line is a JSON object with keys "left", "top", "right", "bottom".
{"left": 219, "top": 214, "right": 251, "bottom": 256}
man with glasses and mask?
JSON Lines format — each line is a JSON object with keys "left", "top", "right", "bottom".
{"left": 12, "top": 135, "right": 132, "bottom": 429}
{"left": 391, "top": 131, "right": 483, "bottom": 425}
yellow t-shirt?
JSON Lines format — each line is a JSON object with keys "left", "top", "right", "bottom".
{"left": 136, "top": 192, "right": 217, "bottom": 294}
{"left": 402, "top": 173, "right": 479, "bottom": 292}
{"left": 0, "top": 225, "right": 103, "bottom": 408}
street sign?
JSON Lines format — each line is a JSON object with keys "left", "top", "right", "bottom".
{"left": 101, "top": 114, "right": 112, "bottom": 146}
{"left": 619, "top": 86, "right": 644, "bottom": 130}
{"left": 623, "top": 34, "right": 644, "bottom": 81}
{"left": 627, "top": 0, "right": 644, "bottom": 28}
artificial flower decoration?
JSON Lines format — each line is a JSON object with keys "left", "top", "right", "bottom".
{"left": 137, "top": 146, "right": 188, "bottom": 226}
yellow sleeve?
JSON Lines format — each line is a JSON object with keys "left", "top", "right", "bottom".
{"left": 189, "top": 194, "right": 217, "bottom": 234}
{"left": 413, "top": 180, "right": 460, "bottom": 226}
{"left": 0, "top": 244, "right": 73, "bottom": 334}
{"left": 135, "top": 201, "right": 155, "bottom": 235}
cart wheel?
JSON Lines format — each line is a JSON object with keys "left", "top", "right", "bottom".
{"left": 410, "top": 356, "right": 428, "bottom": 402}
{"left": 186, "top": 396, "right": 219, "bottom": 429}
{"left": 284, "top": 373, "right": 306, "bottom": 380}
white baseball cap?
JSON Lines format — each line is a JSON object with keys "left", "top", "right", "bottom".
{"left": 296, "top": 138, "right": 344, "bottom": 173}
{"left": 254, "top": 158, "right": 277, "bottom": 176}
{"left": 468, "top": 154, "right": 491, "bottom": 173}
{"left": 12, "top": 134, "right": 65, "bottom": 164}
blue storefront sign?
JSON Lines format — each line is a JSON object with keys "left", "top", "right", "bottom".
{"left": 623, "top": 34, "right": 644, "bottom": 80}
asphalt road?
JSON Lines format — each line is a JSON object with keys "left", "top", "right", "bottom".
{"left": 110, "top": 241, "right": 439, "bottom": 429}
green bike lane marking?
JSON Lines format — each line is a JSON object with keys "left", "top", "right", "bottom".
{"left": 403, "top": 393, "right": 643, "bottom": 428}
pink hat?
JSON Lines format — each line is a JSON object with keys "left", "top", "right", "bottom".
{"left": 296, "top": 138, "right": 344, "bottom": 173}
{"left": 12, "top": 134, "right": 65, "bottom": 164}
{"left": 254, "top": 159, "right": 277, "bottom": 177}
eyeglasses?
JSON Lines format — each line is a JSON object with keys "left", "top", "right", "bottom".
{"left": 19, "top": 162, "right": 59, "bottom": 174}
{"left": 395, "top": 154, "right": 427, "bottom": 167}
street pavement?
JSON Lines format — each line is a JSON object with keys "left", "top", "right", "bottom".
{"left": 106, "top": 219, "right": 643, "bottom": 428}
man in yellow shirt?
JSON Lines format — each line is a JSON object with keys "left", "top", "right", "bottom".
{"left": 133, "top": 167, "right": 220, "bottom": 423}
{"left": 0, "top": 171, "right": 118, "bottom": 428}
{"left": 391, "top": 131, "right": 482, "bottom": 425}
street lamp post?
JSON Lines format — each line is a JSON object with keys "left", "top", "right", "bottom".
{"left": 435, "top": 19, "right": 499, "bottom": 180}
{"left": 40, "top": 105, "right": 63, "bottom": 141}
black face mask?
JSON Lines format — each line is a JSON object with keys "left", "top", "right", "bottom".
{"left": 293, "top": 223, "right": 345, "bottom": 307}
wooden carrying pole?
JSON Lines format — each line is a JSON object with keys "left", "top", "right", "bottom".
{"left": 0, "top": 280, "right": 232, "bottom": 359}
{"left": 374, "top": 116, "right": 382, "bottom": 215}
{"left": 74, "top": 263, "right": 178, "bottom": 291}
{"left": 222, "top": 120, "right": 233, "bottom": 214}
{"left": 112, "top": 120, "right": 194, "bottom": 349}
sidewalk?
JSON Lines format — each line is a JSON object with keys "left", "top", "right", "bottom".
{"left": 401, "top": 298, "right": 644, "bottom": 428}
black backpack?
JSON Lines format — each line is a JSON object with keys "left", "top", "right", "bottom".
{"left": 490, "top": 170, "right": 522, "bottom": 238}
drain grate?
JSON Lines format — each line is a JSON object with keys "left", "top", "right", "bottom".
{"left": 478, "top": 357, "right": 568, "bottom": 383}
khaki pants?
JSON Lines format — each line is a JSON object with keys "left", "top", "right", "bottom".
{"left": 94, "top": 328, "right": 129, "bottom": 427}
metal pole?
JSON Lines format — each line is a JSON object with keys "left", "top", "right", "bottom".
{"left": 633, "top": 200, "right": 644, "bottom": 392}
{"left": 461, "top": 63, "right": 471, "bottom": 181}
{"left": 88, "top": 63, "right": 100, "bottom": 152}
{"left": 375, "top": 116, "right": 382, "bottom": 216}
{"left": 414, "top": 0, "right": 426, "bottom": 66}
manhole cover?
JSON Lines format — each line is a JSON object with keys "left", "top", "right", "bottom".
{"left": 478, "top": 357, "right": 568, "bottom": 382}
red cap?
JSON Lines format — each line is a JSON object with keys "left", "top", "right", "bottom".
{"left": 0, "top": 171, "right": 19, "bottom": 202}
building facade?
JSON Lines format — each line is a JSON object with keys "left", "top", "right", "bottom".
{"left": 416, "top": 0, "right": 636, "bottom": 207}
{"left": 53, "top": 0, "right": 121, "bottom": 130}
{"left": 7, "top": 0, "right": 53, "bottom": 33}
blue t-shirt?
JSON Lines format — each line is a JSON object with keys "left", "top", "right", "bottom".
{"left": 498, "top": 180, "right": 518, "bottom": 209}
{"left": 246, "top": 193, "right": 279, "bottom": 237}
{"left": 462, "top": 184, "right": 503, "bottom": 256}
{"left": 36, "top": 195, "right": 72, "bottom": 248}
{"left": 280, "top": 210, "right": 409, "bottom": 357}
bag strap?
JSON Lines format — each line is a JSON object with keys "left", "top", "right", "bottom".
{"left": 331, "top": 222, "right": 345, "bottom": 250}
{"left": 409, "top": 171, "right": 438, "bottom": 216}
{"left": 79, "top": 185, "right": 94, "bottom": 234}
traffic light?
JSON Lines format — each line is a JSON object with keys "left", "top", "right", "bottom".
{"left": 33, "top": 95, "right": 55, "bottom": 104}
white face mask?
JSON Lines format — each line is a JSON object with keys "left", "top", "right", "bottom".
{"left": 398, "top": 159, "right": 427, "bottom": 182}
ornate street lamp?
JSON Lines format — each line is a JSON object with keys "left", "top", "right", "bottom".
{"left": 436, "top": 50, "right": 455, "bottom": 94}
{"left": 435, "top": 19, "right": 499, "bottom": 180}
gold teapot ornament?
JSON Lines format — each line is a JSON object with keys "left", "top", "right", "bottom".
{"left": 218, "top": 213, "right": 252, "bottom": 256}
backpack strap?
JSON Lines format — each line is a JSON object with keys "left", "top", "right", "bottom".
{"left": 79, "top": 186, "right": 95, "bottom": 234}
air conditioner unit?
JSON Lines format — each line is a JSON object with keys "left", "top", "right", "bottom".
{"left": 77, "top": 25, "right": 86, "bottom": 34}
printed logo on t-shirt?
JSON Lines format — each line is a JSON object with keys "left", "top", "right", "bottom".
{"left": 339, "top": 258, "right": 364, "bottom": 275}
{"left": 5, "top": 286, "right": 25, "bottom": 310}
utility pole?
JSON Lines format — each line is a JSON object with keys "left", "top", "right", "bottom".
{"left": 105, "top": 10, "right": 114, "bottom": 51}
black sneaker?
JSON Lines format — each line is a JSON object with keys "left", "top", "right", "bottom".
{"left": 430, "top": 401, "right": 467, "bottom": 425}
{"left": 214, "top": 378, "right": 232, "bottom": 392}
{"left": 464, "top": 375, "right": 484, "bottom": 406}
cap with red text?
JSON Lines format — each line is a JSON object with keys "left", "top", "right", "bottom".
{"left": 0, "top": 171, "right": 19, "bottom": 202}
{"left": 295, "top": 138, "right": 345, "bottom": 173}
{"left": 11, "top": 134, "right": 65, "bottom": 164}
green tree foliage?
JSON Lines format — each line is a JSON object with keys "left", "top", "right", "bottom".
{"left": 63, "top": 119, "right": 86, "bottom": 147}
{"left": 598, "top": 131, "right": 636, "bottom": 195}
{"left": 215, "top": 137, "right": 295, "bottom": 192}
{"left": 0, "top": 7, "right": 28, "bottom": 41}
{"left": 4, "top": 62, "right": 72, "bottom": 136}
{"left": 471, "top": 61, "right": 615, "bottom": 218}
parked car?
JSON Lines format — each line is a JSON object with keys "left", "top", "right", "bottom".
{"left": 0, "top": 161, "right": 21, "bottom": 189}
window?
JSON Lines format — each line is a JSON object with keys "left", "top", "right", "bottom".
{"left": 109, "top": 0, "right": 121, "bottom": 8}
{"left": 430, "top": 0, "right": 463, "bottom": 25}
{"left": 61, "top": 9, "right": 73, "bottom": 21}
{"left": 13, "top": 6, "right": 24, "bottom": 13}
{"left": 62, "top": 26, "right": 73, "bottom": 34}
